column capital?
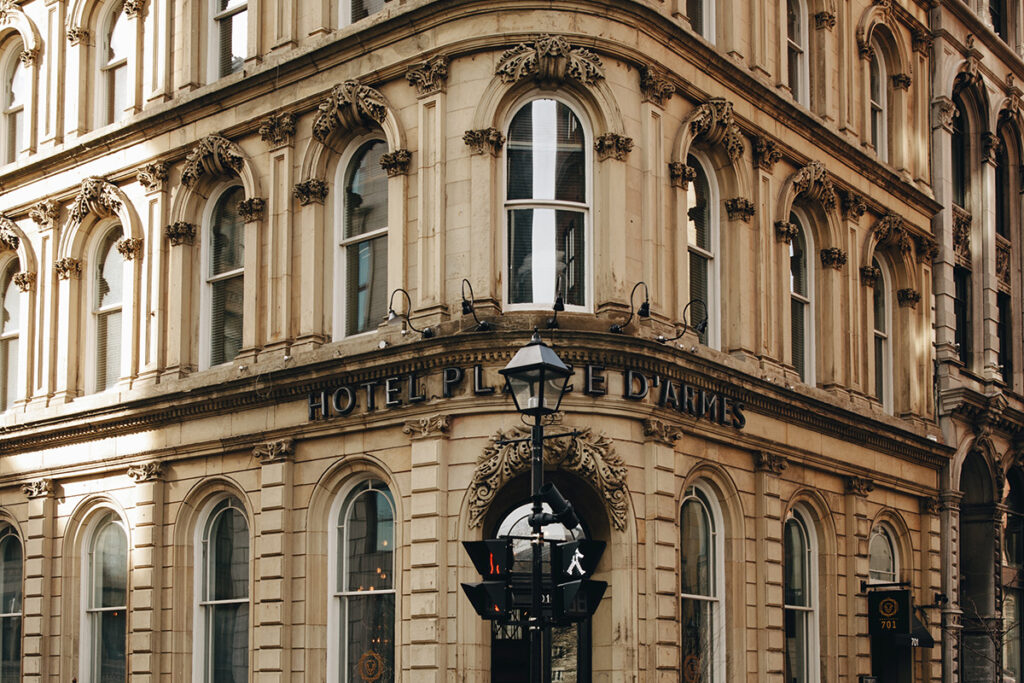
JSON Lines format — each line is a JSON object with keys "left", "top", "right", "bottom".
{"left": 127, "top": 461, "right": 164, "bottom": 483}
{"left": 21, "top": 478, "right": 54, "bottom": 499}
{"left": 253, "top": 438, "right": 294, "bottom": 464}
{"left": 402, "top": 415, "right": 451, "bottom": 440}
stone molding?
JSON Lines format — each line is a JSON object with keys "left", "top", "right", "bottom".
{"left": 405, "top": 56, "right": 448, "bottom": 97}
{"left": 495, "top": 34, "right": 604, "bottom": 86}
{"left": 755, "top": 450, "right": 788, "bottom": 475}
{"left": 791, "top": 160, "right": 836, "bottom": 210}
{"left": 912, "top": 29, "right": 933, "bottom": 55}
{"left": 594, "top": 133, "right": 633, "bottom": 161}
{"left": 725, "top": 197, "right": 755, "bottom": 222}
{"left": 22, "top": 478, "right": 54, "bottom": 499}
{"left": 915, "top": 235, "right": 938, "bottom": 264}
{"left": 181, "top": 134, "right": 244, "bottom": 187}
{"left": 379, "top": 149, "right": 412, "bottom": 176}
{"left": 18, "top": 49, "right": 37, "bottom": 67}
{"left": 932, "top": 96, "right": 958, "bottom": 133}
{"left": 669, "top": 162, "right": 697, "bottom": 189}
{"left": 136, "top": 161, "right": 168, "bottom": 191}
{"left": 293, "top": 179, "right": 329, "bottom": 206}
{"left": 860, "top": 265, "right": 881, "bottom": 288}
{"left": 165, "top": 221, "right": 197, "bottom": 247}
{"left": 982, "top": 131, "right": 1001, "bottom": 165}
{"left": 258, "top": 112, "right": 296, "bottom": 147}
{"left": 873, "top": 212, "right": 912, "bottom": 254}
{"left": 897, "top": 288, "right": 921, "bottom": 308}
{"left": 819, "top": 247, "right": 847, "bottom": 270}
{"left": 237, "top": 197, "right": 266, "bottom": 223}
{"left": 253, "top": 439, "right": 294, "bottom": 464}
{"left": 55, "top": 257, "right": 81, "bottom": 280}
{"left": 464, "top": 128, "right": 505, "bottom": 156}
{"left": 998, "top": 239, "right": 1011, "bottom": 290}
{"left": 13, "top": 272, "right": 34, "bottom": 292}
{"left": 312, "top": 81, "right": 388, "bottom": 143}
{"left": 127, "top": 461, "right": 163, "bottom": 483}
{"left": 123, "top": 0, "right": 145, "bottom": 18}
{"left": 29, "top": 200, "right": 60, "bottom": 230}
{"left": 69, "top": 177, "right": 121, "bottom": 224}
{"left": 640, "top": 65, "right": 675, "bottom": 106}
{"left": 401, "top": 415, "right": 451, "bottom": 440}
{"left": 642, "top": 419, "right": 683, "bottom": 445}
{"left": 116, "top": 237, "right": 143, "bottom": 261}
{"left": 754, "top": 135, "right": 781, "bottom": 171}
{"left": 67, "top": 27, "right": 89, "bottom": 45}
{"left": 846, "top": 476, "right": 874, "bottom": 497}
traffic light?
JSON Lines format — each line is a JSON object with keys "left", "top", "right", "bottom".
{"left": 551, "top": 539, "right": 607, "bottom": 622}
{"left": 555, "top": 578, "right": 607, "bottom": 621}
{"left": 462, "top": 580, "right": 511, "bottom": 619}
{"left": 461, "top": 539, "right": 515, "bottom": 619}
{"left": 551, "top": 540, "right": 605, "bottom": 582}
{"left": 463, "top": 539, "right": 515, "bottom": 577}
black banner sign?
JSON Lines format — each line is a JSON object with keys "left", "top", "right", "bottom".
{"left": 868, "top": 589, "right": 911, "bottom": 637}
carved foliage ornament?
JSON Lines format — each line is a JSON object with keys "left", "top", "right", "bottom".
{"left": 127, "top": 461, "right": 163, "bottom": 482}
{"left": 165, "top": 221, "right": 197, "bottom": 246}
{"left": 791, "top": 161, "right": 837, "bottom": 210}
{"left": 684, "top": 98, "right": 744, "bottom": 161}
{"left": 915, "top": 235, "right": 938, "bottom": 264}
{"left": 912, "top": 29, "right": 933, "bottom": 55}
{"left": 312, "top": 81, "right": 388, "bottom": 143}
{"left": 998, "top": 241, "right": 1011, "bottom": 289}
{"left": 640, "top": 65, "right": 675, "bottom": 106}
{"left": 725, "top": 197, "right": 755, "bottom": 222}
{"left": 55, "top": 257, "right": 81, "bottom": 280}
{"left": 0, "top": 217, "right": 19, "bottom": 252}
{"left": 293, "top": 179, "right": 328, "bottom": 205}
{"left": 67, "top": 27, "right": 89, "bottom": 45}
{"left": 642, "top": 419, "right": 683, "bottom": 445}
{"left": 401, "top": 415, "right": 451, "bottom": 439}
{"left": 755, "top": 450, "right": 788, "bottom": 475}
{"left": 842, "top": 192, "right": 867, "bottom": 221}
{"left": 775, "top": 220, "right": 799, "bottom": 244}
{"left": 891, "top": 73, "right": 912, "bottom": 90}
{"left": 258, "top": 112, "right": 296, "bottom": 147}
{"left": 669, "top": 162, "right": 697, "bottom": 189}
{"left": 464, "top": 128, "right": 505, "bottom": 156}
{"left": 116, "top": 237, "right": 143, "bottom": 260}
{"left": 182, "top": 135, "right": 245, "bottom": 188}
{"left": 69, "top": 177, "right": 122, "bottom": 224}
{"left": 495, "top": 34, "right": 604, "bottom": 86}
{"left": 897, "top": 288, "right": 921, "bottom": 308}
{"left": 846, "top": 476, "right": 874, "bottom": 497}
{"left": 379, "top": 149, "right": 412, "bottom": 176}
{"left": 754, "top": 136, "right": 782, "bottom": 171}
{"left": 12, "top": 271, "right": 34, "bottom": 292}
{"left": 468, "top": 425, "right": 627, "bottom": 531}
{"left": 136, "top": 161, "right": 168, "bottom": 191}
{"left": 819, "top": 247, "right": 847, "bottom": 269}
{"left": 29, "top": 200, "right": 59, "bottom": 228}
{"left": 122, "top": 0, "right": 145, "bottom": 17}
{"left": 237, "top": 197, "right": 266, "bottom": 223}
{"left": 860, "top": 265, "right": 881, "bottom": 287}
{"left": 932, "top": 97, "right": 958, "bottom": 132}
{"left": 873, "top": 212, "right": 913, "bottom": 254}
{"left": 0, "top": 0, "right": 19, "bottom": 25}
{"left": 953, "top": 206, "right": 972, "bottom": 262}
{"left": 814, "top": 11, "right": 836, "bottom": 30}
{"left": 18, "top": 49, "right": 37, "bottom": 67}
{"left": 22, "top": 478, "right": 54, "bottom": 499}
{"left": 594, "top": 133, "right": 633, "bottom": 161}
{"left": 253, "top": 439, "right": 293, "bottom": 464}
{"left": 405, "top": 56, "right": 448, "bottom": 96}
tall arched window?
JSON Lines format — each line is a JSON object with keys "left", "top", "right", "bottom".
{"left": 99, "top": 3, "right": 130, "bottom": 125}
{"left": 868, "top": 525, "right": 898, "bottom": 583}
{"left": 196, "top": 497, "right": 249, "bottom": 683}
{"left": 211, "top": 0, "right": 246, "bottom": 80}
{"left": 685, "top": 0, "right": 714, "bottom": 41}
{"left": 680, "top": 484, "right": 725, "bottom": 683}
{"left": 336, "top": 138, "right": 388, "bottom": 339}
{"left": 0, "top": 259, "right": 19, "bottom": 411}
{"left": 342, "top": 0, "right": 384, "bottom": 25}
{"left": 784, "top": 509, "right": 819, "bottom": 683}
{"left": 951, "top": 95, "right": 968, "bottom": 209}
{"left": 2, "top": 46, "right": 26, "bottom": 164}
{"left": 83, "top": 512, "right": 127, "bottom": 683}
{"left": 329, "top": 479, "right": 396, "bottom": 683}
{"left": 505, "top": 98, "right": 589, "bottom": 310}
{"left": 686, "top": 154, "right": 719, "bottom": 349}
{"left": 789, "top": 214, "right": 813, "bottom": 384}
{"left": 872, "top": 258, "right": 892, "bottom": 412}
{"left": 203, "top": 184, "right": 245, "bottom": 368}
{"left": 869, "top": 46, "right": 888, "bottom": 162}
{"left": 786, "top": 0, "right": 809, "bottom": 104}
{"left": 92, "top": 226, "right": 123, "bottom": 392}
{"left": 0, "top": 526, "right": 21, "bottom": 683}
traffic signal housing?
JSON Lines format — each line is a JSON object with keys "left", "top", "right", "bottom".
{"left": 551, "top": 539, "right": 607, "bottom": 622}
{"left": 461, "top": 539, "right": 515, "bottom": 620}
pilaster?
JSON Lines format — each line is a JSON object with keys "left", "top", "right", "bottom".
{"left": 844, "top": 476, "right": 874, "bottom": 680}
{"left": 941, "top": 490, "right": 964, "bottom": 683}
{"left": 127, "top": 462, "right": 164, "bottom": 682}
{"left": 293, "top": 176, "right": 328, "bottom": 352}
{"left": 21, "top": 478, "right": 55, "bottom": 683}
{"left": 135, "top": 162, "right": 168, "bottom": 386}
{"left": 262, "top": 116, "right": 295, "bottom": 352}
{"left": 415, "top": 90, "right": 446, "bottom": 318}
{"left": 40, "top": 2, "right": 66, "bottom": 148}
{"left": 754, "top": 451, "right": 786, "bottom": 678}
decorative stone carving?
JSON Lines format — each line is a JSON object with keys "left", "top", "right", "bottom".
{"left": 953, "top": 206, "right": 972, "bottom": 263}
{"left": 312, "top": 81, "right": 388, "bottom": 143}
{"left": 29, "top": 200, "right": 60, "bottom": 229}
{"left": 181, "top": 135, "right": 244, "bottom": 187}
{"left": 814, "top": 11, "right": 836, "bottom": 30}
{"left": 891, "top": 73, "right": 912, "bottom": 90}
{"left": 495, "top": 34, "right": 604, "bottom": 86}
{"left": 55, "top": 258, "right": 81, "bottom": 280}
{"left": 123, "top": 0, "right": 145, "bottom": 17}
{"left": 468, "top": 424, "right": 627, "bottom": 531}
{"left": 116, "top": 237, "right": 143, "bottom": 260}
{"left": 237, "top": 197, "right": 265, "bottom": 223}
{"left": 983, "top": 132, "right": 1002, "bottom": 165}
{"left": 594, "top": 133, "right": 633, "bottom": 161}
{"left": 0, "top": 0, "right": 19, "bottom": 25}
{"left": 640, "top": 65, "right": 675, "bottom": 106}
{"left": 379, "top": 149, "right": 412, "bottom": 176}
{"left": 18, "top": 49, "right": 37, "bottom": 67}
{"left": 67, "top": 27, "right": 89, "bottom": 45}
{"left": 642, "top": 419, "right": 683, "bottom": 445}
{"left": 932, "top": 96, "right": 958, "bottom": 132}
{"left": 165, "top": 221, "right": 197, "bottom": 246}
{"left": 405, "top": 56, "right": 448, "bottom": 96}
{"left": 402, "top": 415, "right": 451, "bottom": 439}
{"left": 69, "top": 177, "right": 122, "bottom": 224}
{"left": 725, "top": 197, "right": 755, "bottom": 222}
{"left": 683, "top": 98, "right": 744, "bottom": 161}
{"left": 127, "top": 461, "right": 163, "bottom": 482}
{"left": 842, "top": 192, "right": 867, "bottom": 221}
{"left": 960, "top": 34, "right": 983, "bottom": 85}
{"left": 12, "top": 272, "right": 34, "bottom": 292}
{"left": 998, "top": 241, "right": 1011, "bottom": 289}
{"left": 253, "top": 439, "right": 294, "bottom": 464}
{"left": 0, "top": 218, "right": 19, "bottom": 252}
{"left": 464, "top": 128, "right": 506, "bottom": 156}
{"left": 819, "top": 247, "right": 847, "bottom": 269}
{"left": 22, "top": 479, "right": 54, "bottom": 499}
{"left": 856, "top": 28, "right": 875, "bottom": 61}
{"left": 873, "top": 212, "right": 913, "bottom": 254}
{"left": 754, "top": 135, "right": 781, "bottom": 171}
{"left": 775, "top": 220, "right": 799, "bottom": 244}
{"left": 791, "top": 161, "right": 837, "bottom": 210}
{"left": 293, "top": 179, "right": 329, "bottom": 205}
{"left": 846, "top": 476, "right": 874, "bottom": 497}
{"left": 915, "top": 235, "right": 938, "bottom": 264}
{"left": 913, "top": 28, "right": 933, "bottom": 55}
{"left": 136, "top": 161, "right": 168, "bottom": 191}
{"left": 897, "top": 288, "right": 921, "bottom": 308}
{"left": 920, "top": 496, "right": 942, "bottom": 515}
{"left": 860, "top": 265, "right": 881, "bottom": 287}
{"left": 669, "top": 162, "right": 697, "bottom": 189}
{"left": 257, "top": 112, "right": 296, "bottom": 147}
{"left": 755, "top": 450, "right": 788, "bottom": 475}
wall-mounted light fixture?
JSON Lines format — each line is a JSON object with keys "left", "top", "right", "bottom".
{"left": 460, "top": 279, "right": 493, "bottom": 331}
{"left": 609, "top": 281, "right": 651, "bottom": 333}
{"left": 656, "top": 298, "right": 708, "bottom": 344}
{"left": 387, "top": 288, "right": 435, "bottom": 338}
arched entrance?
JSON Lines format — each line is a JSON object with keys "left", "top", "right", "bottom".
{"left": 960, "top": 451, "right": 997, "bottom": 680}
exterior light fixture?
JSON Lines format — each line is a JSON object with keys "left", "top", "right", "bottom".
{"left": 387, "top": 288, "right": 435, "bottom": 338}
{"left": 460, "top": 278, "right": 493, "bottom": 331}
{"left": 657, "top": 298, "right": 708, "bottom": 344}
{"left": 609, "top": 281, "right": 651, "bottom": 333}
{"left": 499, "top": 330, "right": 573, "bottom": 417}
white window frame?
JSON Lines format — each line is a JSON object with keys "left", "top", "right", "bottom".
{"left": 86, "top": 223, "right": 124, "bottom": 394}
{"left": 501, "top": 95, "right": 594, "bottom": 314}
{"left": 789, "top": 210, "right": 815, "bottom": 386}
{"left": 94, "top": 1, "right": 129, "bottom": 127}
{"left": 1, "top": 42, "right": 25, "bottom": 165}
{"left": 786, "top": 0, "right": 809, "bottom": 105}
{"left": 0, "top": 257, "right": 19, "bottom": 412}
{"left": 339, "top": 0, "right": 385, "bottom": 27}
{"left": 0, "top": 524, "right": 21, "bottom": 683}
{"left": 685, "top": 151, "right": 721, "bottom": 350}
{"left": 868, "top": 42, "right": 888, "bottom": 162}
{"left": 207, "top": 0, "right": 247, "bottom": 82}
{"left": 79, "top": 510, "right": 128, "bottom": 683}
{"left": 783, "top": 505, "right": 820, "bottom": 683}
{"left": 679, "top": 482, "right": 726, "bottom": 683}
{"left": 199, "top": 181, "right": 245, "bottom": 370}
{"left": 687, "top": 0, "right": 716, "bottom": 42}
{"left": 868, "top": 524, "right": 899, "bottom": 584}
{"left": 872, "top": 259, "right": 893, "bottom": 413}
{"left": 327, "top": 478, "right": 397, "bottom": 683}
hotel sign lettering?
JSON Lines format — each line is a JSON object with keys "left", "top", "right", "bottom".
{"left": 308, "top": 364, "right": 745, "bottom": 429}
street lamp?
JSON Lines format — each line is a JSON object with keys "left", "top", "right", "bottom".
{"left": 499, "top": 331, "right": 573, "bottom": 683}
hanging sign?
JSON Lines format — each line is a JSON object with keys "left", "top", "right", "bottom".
{"left": 868, "top": 589, "right": 911, "bottom": 637}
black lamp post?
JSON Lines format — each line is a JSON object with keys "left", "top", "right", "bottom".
{"left": 499, "top": 331, "right": 573, "bottom": 683}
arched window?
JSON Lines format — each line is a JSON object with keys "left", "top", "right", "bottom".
{"left": 210, "top": 0, "right": 246, "bottom": 80}
{"left": 195, "top": 497, "right": 249, "bottom": 683}
{"left": 786, "top": 0, "right": 808, "bottom": 105}
{"left": 686, "top": 0, "right": 714, "bottom": 41}
{"left": 92, "top": 226, "right": 123, "bottom": 392}
{"left": 82, "top": 512, "right": 127, "bottom": 683}
{"left": 951, "top": 94, "right": 968, "bottom": 209}
{"left": 872, "top": 258, "right": 892, "bottom": 412}
{"left": 784, "top": 509, "right": 819, "bottom": 683}
{"left": 0, "top": 260, "right": 19, "bottom": 411}
{"left": 686, "top": 154, "right": 719, "bottom": 349}
{"left": 0, "top": 526, "right": 21, "bottom": 683}
{"left": 680, "top": 484, "right": 725, "bottom": 683}
{"left": 789, "top": 214, "right": 813, "bottom": 384}
{"left": 336, "top": 138, "right": 388, "bottom": 339}
{"left": 2, "top": 45, "right": 26, "bottom": 164}
{"left": 329, "top": 479, "right": 396, "bottom": 683}
{"left": 99, "top": 2, "right": 130, "bottom": 126}
{"left": 869, "top": 46, "right": 888, "bottom": 162}
{"left": 202, "top": 184, "right": 245, "bottom": 368}
{"left": 342, "top": 0, "right": 384, "bottom": 25}
{"left": 505, "top": 98, "right": 589, "bottom": 311}
{"left": 996, "top": 134, "right": 1009, "bottom": 239}
{"left": 868, "top": 525, "right": 898, "bottom": 583}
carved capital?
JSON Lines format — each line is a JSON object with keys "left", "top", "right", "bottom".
{"left": 28, "top": 200, "right": 60, "bottom": 230}
{"left": 846, "top": 476, "right": 874, "bottom": 497}
{"left": 920, "top": 495, "right": 942, "bottom": 515}
{"left": 67, "top": 27, "right": 89, "bottom": 45}
{"left": 0, "top": 219, "right": 19, "bottom": 252}
{"left": 22, "top": 479, "right": 54, "bottom": 499}
{"left": 913, "top": 29, "right": 933, "bottom": 55}
{"left": 127, "top": 461, "right": 163, "bottom": 483}
{"left": 495, "top": 34, "right": 604, "bottom": 86}
{"left": 755, "top": 450, "right": 788, "bottom": 475}
{"left": 953, "top": 206, "right": 972, "bottom": 263}
{"left": 998, "top": 240, "right": 1011, "bottom": 290}
{"left": 253, "top": 439, "right": 294, "bottom": 464}
{"left": 860, "top": 265, "right": 881, "bottom": 287}
{"left": 54, "top": 257, "right": 81, "bottom": 280}
{"left": 791, "top": 161, "right": 836, "bottom": 211}
{"left": 594, "top": 133, "right": 633, "bottom": 161}
{"left": 891, "top": 73, "right": 912, "bottom": 90}
{"left": 313, "top": 80, "right": 388, "bottom": 143}
{"left": 116, "top": 237, "right": 143, "bottom": 261}
{"left": 257, "top": 112, "right": 296, "bottom": 147}
{"left": 775, "top": 220, "right": 799, "bottom": 244}
{"left": 136, "top": 161, "right": 168, "bottom": 191}
{"left": 405, "top": 56, "right": 448, "bottom": 96}
{"left": 754, "top": 135, "right": 782, "bottom": 171}
{"left": 814, "top": 11, "right": 836, "bottom": 29}
{"left": 983, "top": 132, "right": 1002, "bottom": 165}
{"left": 819, "top": 247, "right": 847, "bottom": 269}
{"left": 181, "top": 134, "right": 244, "bottom": 188}
{"left": 464, "top": 128, "right": 506, "bottom": 156}
{"left": 293, "top": 179, "right": 328, "bottom": 206}
{"left": 640, "top": 65, "right": 675, "bottom": 106}
{"left": 669, "top": 162, "right": 697, "bottom": 189}
{"left": 70, "top": 177, "right": 122, "bottom": 225}
{"left": 915, "top": 235, "right": 938, "bottom": 264}
{"left": 164, "top": 221, "right": 197, "bottom": 247}
{"left": 402, "top": 415, "right": 451, "bottom": 439}
{"left": 684, "top": 98, "right": 744, "bottom": 161}
{"left": 642, "top": 419, "right": 683, "bottom": 445}
{"left": 873, "top": 212, "right": 913, "bottom": 254}
{"left": 18, "top": 48, "right": 37, "bottom": 67}
{"left": 379, "top": 149, "right": 412, "bottom": 177}
{"left": 123, "top": 0, "right": 145, "bottom": 17}
{"left": 897, "top": 288, "right": 921, "bottom": 308}
{"left": 842, "top": 192, "right": 867, "bottom": 221}
{"left": 12, "top": 271, "right": 34, "bottom": 292}
{"left": 237, "top": 197, "right": 266, "bottom": 223}
{"left": 724, "top": 197, "right": 755, "bottom": 222}
{"left": 932, "top": 96, "right": 958, "bottom": 133}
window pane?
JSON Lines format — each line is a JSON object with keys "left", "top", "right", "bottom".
{"left": 210, "top": 603, "right": 249, "bottom": 683}
{"left": 97, "top": 230, "right": 124, "bottom": 310}
{"left": 0, "top": 614, "right": 18, "bottom": 683}
{"left": 789, "top": 224, "right": 807, "bottom": 296}
{"left": 0, "top": 340, "right": 14, "bottom": 412}
{"left": 872, "top": 264, "right": 885, "bottom": 334}
{"left": 107, "top": 7, "right": 129, "bottom": 63}
{"left": 1005, "top": 588, "right": 1022, "bottom": 679}
{"left": 507, "top": 100, "right": 585, "bottom": 203}
{"left": 784, "top": 518, "right": 807, "bottom": 607}
{"left": 4, "top": 111, "right": 18, "bottom": 165}
{"left": 686, "top": 156, "right": 710, "bottom": 250}
{"left": 96, "top": 609, "right": 126, "bottom": 683}
{"left": 954, "top": 266, "right": 971, "bottom": 365}
{"left": 345, "top": 235, "right": 387, "bottom": 336}
{"left": 999, "top": 292, "right": 1013, "bottom": 383}
{"left": 686, "top": 0, "right": 703, "bottom": 34}
{"left": 680, "top": 498, "right": 711, "bottom": 596}
{"left": 689, "top": 252, "right": 708, "bottom": 346}
{"left": 681, "top": 598, "right": 714, "bottom": 683}
{"left": 7, "top": 61, "right": 24, "bottom": 110}
{"left": 210, "top": 276, "right": 243, "bottom": 366}
{"left": 109, "top": 64, "right": 127, "bottom": 124}
{"left": 345, "top": 490, "right": 394, "bottom": 593}
{"left": 869, "top": 530, "right": 895, "bottom": 582}
{"left": 218, "top": 0, "right": 247, "bottom": 10}
{"left": 218, "top": 11, "right": 246, "bottom": 78}
{"left": 874, "top": 335, "right": 885, "bottom": 402}
{"left": 344, "top": 593, "right": 395, "bottom": 683}
{"left": 784, "top": 609, "right": 807, "bottom": 683}
{"left": 93, "top": 521, "right": 127, "bottom": 609}
{"left": 211, "top": 187, "right": 245, "bottom": 276}
{"left": 787, "top": 0, "right": 801, "bottom": 42}
{"left": 345, "top": 140, "right": 388, "bottom": 240}
{"left": 212, "top": 508, "right": 249, "bottom": 602}
{"left": 351, "top": 0, "right": 385, "bottom": 22}
{"left": 0, "top": 537, "right": 19, "bottom": 615}
{"left": 952, "top": 97, "right": 967, "bottom": 207}
{"left": 791, "top": 299, "right": 805, "bottom": 381}
{"left": 996, "top": 141, "right": 1009, "bottom": 237}
{"left": 1, "top": 262, "right": 18, "bottom": 336}
{"left": 96, "top": 311, "right": 121, "bottom": 391}
{"left": 507, "top": 208, "right": 585, "bottom": 306}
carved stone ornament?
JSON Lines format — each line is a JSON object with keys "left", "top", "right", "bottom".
{"left": 122, "top": 0, "right": 145, "bottom": 18}
{"left": 164, "top": 221, "right": 197, "bottom": 247}
{"left": 405, "top": 56, "right": 448, "bottom": 97}
{"left": 754, "top": 135, "right": 782, "bottom": 171}
{"left": 791, "top": 161, "right": 837, "bottom": 210}
{"left": 181, "top": 135, "right": 245, "bottom": 188}
{"left": 126, "top": 461, "right": 163, "bottom": 483}
{"left": 253, "top": 439, "right": 294, "bottom": 464}
{"left": 401, "top": 415, "right": 451, "bottom": 439}
{"left": 842, "top": 192, "right": 867, "bottom": 221}
{"left": 912, "top": 28, "right": 933, "bottom": 55}
{"left": 12, "top": 271, "right": 34, "bottom": 292}
{"left": 998, "top": 240, "right": 1011, "bottom": 289}
{"left": 67, "top": 27, "right": 89, "bottom": 45}
{"left": 594, "top": 133, "right": 633, "bottom": 161}
{"left": 29, "top": 200, "right": 60, "bottom": 228}
{"left": 725, "top": 197, "right": 755, "bottom": 222}
{"left": 860, "top": 265, "right": 881, "bottom": 287}
{"left": 642, "top": 418, "right": 683, "bottom": 445}
{"left": 755, "top": 450, "right": 788, "bottom": 475}
{"left": 819, "top": 247, "right": 847, "bottom": 269}
{"left": 463, "top": 128, "right": 506, "bottom": 156}
{"left": 953, "top": 206, "right": 972, "bottom": 263}
{"left": 293, "top": 179, "right": 329, "bottom": 206}
{"left": 915, "top": 235, "right": 938, "bottom": 264}
{"left": 856, "top": 28, "right": 874, "bottom": 61}
{"left": 669, "top": 162, "right": 697, "bottom": 189}
{"left": 495, "top": 34, "right": 604, "bottom": 86}
{"left": 919, "top": 495, "right": 941, "bottom": 515}
{"left": 983, "top": 131, "right": 1002, "bottom": 165}
{"left": 775, "top": 220, "right": 799, "bottom": 244}
{"left": 18, "top": 49, "right": 37, "bottom": 67}
{"left": 312, "top": 80, "right": 388, "bottom": 144}
{"left": 640, "top": 65, "right": 675, "bottom": 106}
{"left": 846, "top": 476, "right": 874, "bottom": 497}
{"left": 814, "top": 11, "right": 836, "bottom": 30}
{"left": 257, "top": 112, "right": 296, "bottom": 147}
{"left": 22, "top": 478, "right": 54, "bottom": 499}
{"left": 932, "top": 96, "right": 958, "bottom": 133}
{"left": 683, "top": 98, "right": 744, "bottom": 161}
{"left": 897, "top": 288, "right": 921, "bottom": 308}
{"left": 136, "top": 161, "right": 168, "bottom": 191}
{"left": 379, "top": 149, "right": 412, "bottom": 176}
{"left": 891, "top": 73, "right": 912, "bottom": 90}
{"left": 468, "top": 424, "right": 627, "bottom": 531}
{"left": 960, "top": 35, "right": 983, "bottom": 86}
{"left": 54, "top": 257, "right": 81, "bottom": 280}
{"left": 873, "top": 212, "right": 913, "bottom": 254}
{"left": 0, "top": 218, "right": 19, "bottom": 252}
{"left": 237, "top": 197, "right": 265, "bottom": 223}
{"left": 69, "top": 177, "right": 122, "bottom": 225}
{"left": 116, "top": 237, "right": 143, "bottom": 261}
{"left": 0, "top": 0, "right": 20, "bottom": 25}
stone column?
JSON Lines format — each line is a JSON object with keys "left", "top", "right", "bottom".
{"left": 754, "top": 450, "right": 787, "bottom": 679}
{"left": 20, "top": 478, "right": 55, "bottom": 683}
{"left": 259, "top": 113, "right": 296, "bottom": 354}
{"left": 127, "top": 462, "right": 165, "bottom": 683}
{"left": 135, "top": 162, "right": 169, "bottom": 386}
{"left": 979, "top": 134, "right": 1001, "bottom": 379}
{"left": 931, "top": 97, "right": 960, "bottom": 371}
{"left": 52, "top": 256, "right": 82, "bottom": 402}
{"left": 415, "top": 84, "right": 447, "bottom": 321}
{"left": 844, "top": 476, "right": 874, "bottom": 680}
{"left": 941, "top": 490, "right": 964, "bottom": 683}
{"left": 163, "top": 221, "right": 196, "bottom": 377}
{"left": 28, "top": 202, "right": 59, "bottom": 409}
{"left": 292, "top": 177, "right": 328, "bottom": 352}
{"left": 920, "top": 496, "right": 944, "bottom": 683}
{"left": 40, "top": 0, "right": 66, "bottom": 150}
{"left": 595, "top": 134, "right": 631, "bottom": 313}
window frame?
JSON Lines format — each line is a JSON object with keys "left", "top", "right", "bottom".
{"left": 79, "top": 510, "right": 128, "bottom": 683}
{"left": 199, "top": 181, "right": 246, "bottom": 370}
{"left": 0, "top": 525, "right": 21, "bottom": 683}
{"left": 783, "top": 506, "right": 820, "bottom": 683}
{"left": 86, "top": 223, "right": 124, "bottom": 394}
{"left": 1, "top": 41, "right": 25, "bottom": 165}
{"left": 786, "top": 0, "right": 809, "bottom": 105}
{"left": 871, "top": 258, "right": 893, "bottom": 413}
{"left": 685, "top": 0, "right": 716, "bottom": 42}
{"left": 95, "top": 1, "right": 130, "bottom": 127}
{"left": 868, "top": 43, "right": 888, "bottom": 163}
{"left": 339, "top": 0, "right": 385, "bottom": 28}
{"left": 789, "top": 210, "right": 815, "bottom": 386}
{"left": 679, "top": 482, "right": 726, "bottom": 683}
{"left": 207, "top": 0, "right": 247, "bottom": 82}
{"left": 0, "top": 257, "right": 19, "bottom": 412}
{"left": 685, "top": 151, "right": 721, "bottom": 350}
{"left": 868, "top": 524, "right": 899, "bottom": 584}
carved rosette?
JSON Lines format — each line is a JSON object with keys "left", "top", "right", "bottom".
{"left": 814, "top": 11, "right": 836, "bottom": 30}
{"left": 642, "top": 419, "right": 683, "bottom": 445}
{"left": 127, "top": 461, "right": 163, "bottom": 483}
{"left": 69, "top": 177, "right": 122, "bottom": 224}
{"left": 253, "top": 439, "right": 294, "bottom": 464}
{"left": 29, "top": 200, "right": 60, "bottom": 229}
{"left": 495, "top": 34, "right": 604, "bottom": 86}
{"left": 123, "top": 0, "right": 145, "bottom": 17}
{"left": 819, "top": 247, "right": 847, "bottom": 270}
{"left": 932, "top": 96, "right": 958, "bottom": 133}
{"left": 464, "top": 128, "right": 506, "bottom": 156}
{"left": 165, "top": 221, "right": 197, "bottom": 247}
{"left": 237, "top": 197, "right": 266, "bottom": 223}
{"left": 873, "top": 212, "right": 913, "bottom": 254}
{"left": 594, "top": 133, "right": 633, "bottom": 161}
{"left": 18, "top": 49, "right": 37, "bottom": 67}
{"left": 0, "top": 219, "right": 19, "bottom": 252}
{"left": 725, "top": 197, "right": 755, "bottom": 222}
{"left": 181, "top": 135, "right": 245, "bottom": 188}
{"left": 640, "top": 66, "right": 675, "bottom": 106}
{"left": 915, "top": 235, "right": 938, "bottom": 264}
{"left": 791, "top": 161, "right": 837, "bottom": 210}
{"left": 997, "top": 241, "right": 1011, "bottom": 290}
{"left": 405, "top": 56, "right": 448, "bottom": 97}
{"left": 468, "top": 425, "right": 627, "bottom": 531}
{"left": 257, "top": 111, "right": 296, "bottom": 147}
{"left": 136, "top": 161, "right": 168, "bottom": 191}
{"left": 897, "top": 288, "right": 921, "bottom": 308}
{"left": 775, "top": 220, "right": 799, "bottom": 244}
{"left": 12, "top": 272, "right": 34, "bottom": 292}
{"left": 67, "top": 27, "right": 89, "bottom": 45}
{"left": 293, "top": 179, "right": 329, "bottom": 206}
{"left": 312, "top": 81, "right": 388, "bottom": 144}
{"left": 842, "top": 192, "right": 867, "bottom": 221}
{"left": 953, "top": 206, "right": 972, "bottom": 264}
{"left": 683, "top": 98, "right": 744, "bottom": 162}
{"left": 891, "top": 73, "right": 912, "bottom": 90}
{"left": 860, "top": 265, "right": 881, "bottom": 288}
{"left": 846, "top": 476, "right": 874, "bottom": 497}
{"left": 55, "top": 257, "right": 81, "bottom": 280}
{"left": 379, "top": 149, "right": 412, "bottom": 177}
{"left": 401, "top": 415, "right": 452, "bottom": 440}
{"left": 669, "top": 162, "right": 697, "bottom": 189}
{"left": 755, "top": 450, "right": 788, "bottom": 475}
{"left": 22, "top": 478, "right": 54, "bottom": 499}
{"left": 754, "top": 136, "right": 781, "bottom": 171}
{"left": 116, "top": 237, "right": 143, "bottom": 260}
